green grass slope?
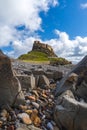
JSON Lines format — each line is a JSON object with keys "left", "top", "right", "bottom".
{"left": 18, "top": 51, "right": 71, "bottom": 65}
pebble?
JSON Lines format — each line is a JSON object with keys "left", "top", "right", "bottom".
{"left": 31, "top": 109, "right": 41, "bottom": 127}
{"left": 7, "top": 125, "right": 15, "bottom": 130}
{"left": 9, "top": 111, "right": 17, "bottom": 121}
{"left": 0, "top": 109, "right": 8, "bottom": 118}
{"left": 17, "top": 113, "right": 32, "bottom": 125}
{"left": 0, "top": 121, "right": 3, "bottom": 128}
{"left": 33, "top": 116, "right": 41, "bottom": 127}
{"left": 32, "top": 90, "right": 39, "bottom": 98}
{"left": 42, "top": 115, "right": 46, "bottom": 120}
{"left": 0, "top": 75, "right": 56, "bottom": 130}
{"left": 25, "top": 110, "right": 32, "bottom": 114}
{"left": 32, "top": 102, "right": 40, "bottom": 109}
{"left": 19, "top": 105, "right": 27, "bottom": 111}
{"left": 0, "top": 117, "right": 7, "bottom": 122}
{"left": 47, "top": 122, "right": 54, "bottom": 130}
{"left": 26, "top": 95, "right": 36, "bottom": 101}
{"left": 42, "top": 93, "right": 47, "bottom": 98}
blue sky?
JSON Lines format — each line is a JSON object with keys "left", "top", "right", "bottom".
{"left": 40, "top": 0, "right": 87, "bottom": 39}
{"left": 0, "top": 0, "right": 87, "bottom": 63}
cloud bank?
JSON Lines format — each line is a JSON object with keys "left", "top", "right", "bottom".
{"left": 7, "top": 29, "right": 87, "bottom": 63}
{"left": 0, "top": 0, "right": 58, "bottom": 46}
{"left": 0, "top": 0, "right": 87, "bottom": 63}
{"left": 46, "top": 30, "right": 87, "bottom": 63}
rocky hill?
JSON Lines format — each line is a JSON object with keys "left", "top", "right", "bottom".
{"left": 32, "top": 41, "right": 57, "bottom": 57}
{"left": 19, "top": 41, "right": 71, "bottom": 65}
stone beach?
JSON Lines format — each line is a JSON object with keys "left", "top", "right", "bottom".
{"left": 1, "top": 50, "right": 87, "bottom": 130}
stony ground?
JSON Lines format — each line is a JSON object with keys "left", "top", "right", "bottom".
{"left": 12, "top": 60, "right": 73, "bottom": 76}
{"left": 0, "top": 60, "right": 73, "bottom": 130}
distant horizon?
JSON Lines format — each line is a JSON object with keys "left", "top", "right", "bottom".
{"left": 0, "top": 0, "right": 87, "bottom": 63}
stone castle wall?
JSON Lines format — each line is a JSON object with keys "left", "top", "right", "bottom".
{"left": 32, "top": 41, "right": 57, "bottom": 57}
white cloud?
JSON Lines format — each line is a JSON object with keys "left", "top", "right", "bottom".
{"left": 0, "top": 0, "right": 87, "bottom": 63}
{"left": 80, "top": 3, "right": 87, "bottom": 9}
{"left": 0, "top": 0, "right": 58, "bottom": 29}
{"left": 45, "top": 30, "right": 87, "bottom": 63}
{"left": 0, "top": 0, "right": 58, "bottom": 46}
{"left": 7, "top": 29, "right": 87, "bottom": 64}
{"left": 0, "top": 26, "right": 15, "bottom": 47}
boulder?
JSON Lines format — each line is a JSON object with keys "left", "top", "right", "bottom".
{"left": 53, "top": 71, "right": 63, "bottom": 81}
{"left": 32, "top": 69, "right": 45, "bottom": 75}
{"left": 0, "top": 50, "right": 24, "bottom": 107}
{"left": 75, "top": 80, "right": 87, "bottom": 101}
{"left": 55, "top": 55, "right": 87, "bottom": 97}
{"left": 55, "top": 73, "right": 78, "bottom": 96}
{"left": 54, "top": 56, "right": 87, "bottom": 130}
{"left": 54, "top": 96, "right": 87, "bottom": 130}
{"left": 38, "top": 75, "right": 50, "bottom": 88}
{"left": 17, "top": 74, "right": 36, "bottom": 91}
{"left": 45, "top": 72, "right": 53, "bottom": 79}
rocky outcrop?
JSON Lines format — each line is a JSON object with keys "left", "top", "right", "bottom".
{"left": 32, "top": 41, "right": 57, "bottom": 57}
{"left": 55, "top": 55, "right": 87, "bottom": 98}
{"left": 17, "top": 74, "right": 36, "bottom": 91}
{"left": 0, "top": 50, "right": 24, "bottom": 107}
{"left": 54, "top": 96, "right": 87, "bottom": 130}
{"left": 54, "top": 55, "right": 87, "bottom": 130}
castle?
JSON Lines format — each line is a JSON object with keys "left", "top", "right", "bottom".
{"left": 32, "top": 41, "right": 57, "bottom": 57}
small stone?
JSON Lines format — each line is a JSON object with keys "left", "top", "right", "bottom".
{"left": 47, "top": 122, "right": 54, "bottom": 130}
{"left": 33, "top": 116, "right": 41, "bottom": 127}
{"left": 48, "top": 99, "right": 52, "bottom": 103}
{"left": 18, "top": 113, "right": 32, "bottom": 125}
{"left": 26, "top": 100, "right": 31, "bottom": 105}
{"left": 28, "top": 125, "right": 42, "bottom": 130}
{"left": 25, "top": 110, "right": 33, "bottom": 114}
{"left": 27, "top": 95, "right": 36, "bottom": 101}
{"left": 42, "top": 93, "right": 47, "bottom": 98}
{"left": 53, "top": 126, "right": 60, "bottom": 130}
{"left": 31, "top": 109, "right": 38, "bottom": 121}
{"left": 51, "top": 121, "right": 56, "bottom": 126}
{"left": 0, "top": 121, "right": 3, "bottom": 128}
{"left": 42, "top": 115, "right": 46, "bottom": 120}
{"left": 19, "top": 105, "right": 27, "bottom": 111}
{"left": 0, "top": 117, "right": 7, "bottom": 122}
{"left": 15, "top": 119, "right": 21, "bottom": 128}
{"left": 32, "top": 102, "right": 40, "bottom": 109}
{"left": 9, "top": 111, "right": 17, "bottom": 121}
{"left": 32, "top": 90, "right": 39, "bottom": 98}
{"left": 31, "top": 109, "right": 41, "bottom": 127}
{"left": 7, "top": 125, "right": 15, "bottom": 130}
{"left": 50, "top": 95, "right": 54, "bottom": 99}
{"left": 0, "top": 109, "right": 8, "bottom": 118}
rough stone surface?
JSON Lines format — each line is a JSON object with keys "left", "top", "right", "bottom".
{"left": 0, "top": 50, "right": 24, "bottom": 107}
{"left": 32, "top": 69, "right": 45, "bottom": 75}
{"left": 55, "top": 55, "right": 87, "bottom": 97}
{"left": 38, "top": 75, "right": 50, "bottom": 88}
{"left": 54, "top": 55, "right": 87, "bottom": 130}
{"left": 55, "top": 73, "right": 78, "bottom": 96}
{"left": 16, "top": 124, "right": 42, "bottom": 130}
{"left": 17, "top": 74, "right": 36, "bottom": 91}
{"left": 53, "top": 71, "right": 63, "bottom": 81}
{"left": 54, "top": 96, "right": 87, "bottom": 130}
{"left": 17, "top": 113, "right": 32, "bottom": 125}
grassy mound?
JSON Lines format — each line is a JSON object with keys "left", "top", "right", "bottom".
{"left": 19, "top": 51, "right": 48, "bottom": 61}
{"left": 18, "top": 51, "right": 71, "bottom": 65}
